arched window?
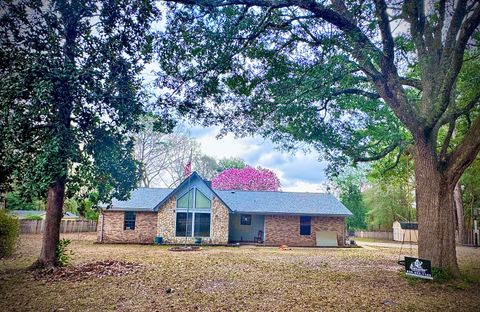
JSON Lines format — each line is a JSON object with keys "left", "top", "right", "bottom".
{"left": 176, "top": 188, "right": 211, "bottom": 237}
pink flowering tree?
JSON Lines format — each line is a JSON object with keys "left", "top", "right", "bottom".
{"left": 212, "top": 166, "right": 280, "bottom": 191}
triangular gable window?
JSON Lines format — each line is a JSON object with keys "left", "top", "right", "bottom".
{"left": 195, "top": 189, "right": 210, "bottom": 209}
{"left": 177, "top": 190, "right": 193, "bottom": 209}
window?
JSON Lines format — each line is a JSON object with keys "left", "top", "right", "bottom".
{"left": 194, "top": 213, "right": 211, "bottom": 237}
{"left": 177, "top": 190, "right": 194, "bottom": 209}
{"left": 195, "top": 189, "right": 211, "bottom": 209}
{"left": 300, "top": 216, "right": 311, "bottom": 235}
{"left": 175, "top": 188, "right": 212, "bottom": 237}
{"left": 176, "top": 212, "right": 193, "bottom": 236}
{"left": 240, "top": 214, "right": 252, "bottom": 225}
{"left": 124, "top": 211, "right": 136, "bottom": 230}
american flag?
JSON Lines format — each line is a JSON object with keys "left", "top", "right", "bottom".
{"left": 184, "top": 159, "right": 191, "bottom": 178}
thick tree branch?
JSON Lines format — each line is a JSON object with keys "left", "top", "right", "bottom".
{"left": 382, "top": 149, "right": 403, "bottom": 174}
{"left": 403, "top": 0, "right": 427, "bottom": 57}
{"left": 446, "top": 115, "right": 480, "bottom": 183}
{"left": 399, "top": 77, "right": 422, "bottom": 90}
{"left": 443, "top": 0, "right": 468, "bottom": 58}
{"left": 432, "top": 2, "right": 480, "bottom": 128}
{"left": 330, "top": 88, "right": 380, "bottom": 99}
{"left": 435, "top": 83, "right": 480, "bottom": 129}
{"left": 439, "top": 120, "right": 455, "bottom": 161}
{"left": 433, "top": 0, "right": 446, "bottom": 43}
{"left": 374, "top": 0, "right": 395, "bottom": 69}
{"left": 354, "top": 141, "right": 400, "bottom": 162}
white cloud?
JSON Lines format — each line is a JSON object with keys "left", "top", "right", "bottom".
{"left": 189, "top": 125, "right": 330, "bottom": 192}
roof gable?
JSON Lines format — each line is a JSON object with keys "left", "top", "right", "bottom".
{"left": 153, "top": 171, "right": 231, "bottom": 212}
{"left": 104, "top": 172, "right": 352, "bottom": 217}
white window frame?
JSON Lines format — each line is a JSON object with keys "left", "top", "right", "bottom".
{"left": 175, "top": 188, "right": 212, "bottom": 238}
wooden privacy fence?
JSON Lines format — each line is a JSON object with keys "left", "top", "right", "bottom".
{"left": 354, "top": 231, "right": 394, "bottom": 240}
{"left": 354, "top": 230, "right": 477, "bottom": 245}
{"left": 20, "top": 220, "right": 97, "bottom": 234}
{"left": 461, "top": 229, "right": 477, "bottom": 246}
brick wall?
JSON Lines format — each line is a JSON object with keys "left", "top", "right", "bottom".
{"left": 97, "top": 211, "right": 157, "bottom": 243}
{"left": 264, "top": 215, "right": 345, "bottom": 247}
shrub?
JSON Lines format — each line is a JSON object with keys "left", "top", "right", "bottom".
{"left": 5, "top": 192, "right": 44, "bottom": 210}
{"left": 0, "top": 209, "right": 20, "bottom": 258}
{"left": 432, "top": 267, "right": 455, "bottom": 283}
{"left": 56, "top": 238, "right": 73, "bottom": 266}
{"left": 24, "top": 214, "right": 44, "bottom": 221}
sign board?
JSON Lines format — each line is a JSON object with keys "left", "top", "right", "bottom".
{"left": 405, "top": 257, "right": 433, "bottom": 280}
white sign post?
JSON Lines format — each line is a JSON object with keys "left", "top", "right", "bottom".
{"left": 474, "top": 208, "right": 479, "bottom": 248}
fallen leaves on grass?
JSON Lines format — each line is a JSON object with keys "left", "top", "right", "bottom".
{"left": 31, "top": 260, "right": 142, "bottom": 282}
{"left": 168, "top": 246, "right": 202, "bottom": 252}
{"left": 2, "top": 234, "right": 479, "bottom": 312}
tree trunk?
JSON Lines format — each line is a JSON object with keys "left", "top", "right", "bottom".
{"left": 414, "top": 143, "right": 460, "bottom": 276}
{"left": 35, "top": 176, "right": 66, "bottom": 268}
{"left": 454, "top": 182, "right": 465, "bottom": 244}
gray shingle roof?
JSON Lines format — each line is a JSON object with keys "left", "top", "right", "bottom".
{"left": 104, "top": 186, "right": 351, "bottom": 217}
{"left": 8, "top": 210, "right": 46, "bottom": 218}
{"left": 7, "top": 210, "right": 80, "bottom": 219}
{"left": 108, "top": 188, "right": 173, "bottom": 210}
{"left": 216, "top": 190, "right": 352, "bottom": 216}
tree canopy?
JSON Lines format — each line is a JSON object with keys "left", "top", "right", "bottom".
{"left": 157, "top": 0, "right": 480, "bottom": 274}
{"left": 0, "top": 0, "right": 160, "bottom": 267}
{"left": 212, "top": 166, "right": 280, "bottom": 191}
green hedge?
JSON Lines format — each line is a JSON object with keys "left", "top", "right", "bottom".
{"left": 0, "top": 209, "right": 20, "bottom": 258}
{"left": 24, "top": 214, "right": 43, "bottom": 221}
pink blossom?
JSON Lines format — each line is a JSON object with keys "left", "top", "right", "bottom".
{"left": 212, "top": 166, "right": 281, "bottom": 191}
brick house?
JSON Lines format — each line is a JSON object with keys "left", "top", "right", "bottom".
{"left": 98, "top": 172, "right": 352, "bottom": 246}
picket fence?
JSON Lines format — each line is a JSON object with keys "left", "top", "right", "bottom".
{"left": 20, "top": 220, "right": 97, "bottom": 234}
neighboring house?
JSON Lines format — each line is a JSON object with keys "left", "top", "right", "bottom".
{"left": 98, "top": 172, "right": 353, "bottom": 247}
{"left": 393, "top": 221, "right": 418, "bottom": 243}
{"left": 8, "top": 210, "right": 80, "bottom": 220}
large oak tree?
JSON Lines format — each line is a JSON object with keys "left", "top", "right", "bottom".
{"left": 157, "top": 0, "right": 480, "bottom": 275}
{"left": 0, "top": 0, "right": 159, "bottom": 267}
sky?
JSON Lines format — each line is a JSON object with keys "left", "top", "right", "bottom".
{"left": 186, "top": 124, "right": 330, "bottom": 192}
{"left": 144, "top": 12, "right": 331, "bottom": 193}
{"left": 142, "top": 61, "right": 331, "bottom": 193}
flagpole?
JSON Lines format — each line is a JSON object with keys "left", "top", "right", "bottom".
{"left": 185, "top": 175, "right": 190, "bottom": 247}
{"left": 185, "top": 149, "right": 193, "bottom": 247}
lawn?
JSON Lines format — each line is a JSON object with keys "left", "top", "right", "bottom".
{"left": 1, "top": 234, "right": 479, "bottom": 312}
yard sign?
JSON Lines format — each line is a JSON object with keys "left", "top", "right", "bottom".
{"left": 404, "top": 257, "right": 433, "bottom": 280}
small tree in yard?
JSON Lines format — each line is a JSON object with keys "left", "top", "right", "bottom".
{"left": 212, "top": 167, "right": 280, "bottom": 191}
{"left": 332, "top": 169, "right": 367, "bottom": 230}
{"left": 0, "top": 0, "right": 160, "bottom": 267}
{"left": 0, "top": 209, "right": 19, "bottom": 258}
{"left": 158, "top": 1, "right": 480, "bottom": 276}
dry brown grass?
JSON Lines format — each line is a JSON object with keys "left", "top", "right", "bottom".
{"left": 0, "top": 233, "right": 479, "bottom": 311}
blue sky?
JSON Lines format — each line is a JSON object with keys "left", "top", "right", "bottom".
{"left": 187, "top": 124, "right": 330, "bottom": 192}
{"left": 142, "top": 47, "right": 329, "bottom": 192}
